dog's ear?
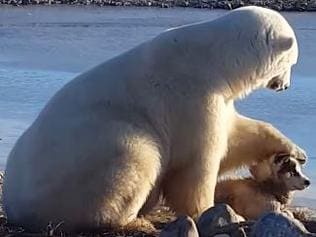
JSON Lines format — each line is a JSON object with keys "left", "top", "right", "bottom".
{"left": 249, "top": 164, "right": 258, "bottom": 177}
{"left": 249, "top": 160, "right": 272, "bottom": 182}
{"left": 274, "top": 153, "right": 290, "bottom": 164}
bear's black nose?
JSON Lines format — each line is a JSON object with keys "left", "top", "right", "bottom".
{"left": 304, "top": 180, "right": 311, "bottom": 186}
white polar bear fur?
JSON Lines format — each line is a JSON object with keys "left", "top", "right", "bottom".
{"left": 3, "top": 6, "right": 306, "bottom": 231}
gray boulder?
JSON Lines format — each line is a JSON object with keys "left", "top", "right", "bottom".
{"left": 160, "top": 215, "right": 199, "bottom": 237}
{"left": 197, "top": 204, "right": 246, "bottom": 237}
{"left": 251, "top": 212, "right": 315, "bottom": 237}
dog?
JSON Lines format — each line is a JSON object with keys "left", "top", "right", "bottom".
{"left": 215, "top": 154, "right": 310, "bottom": 220}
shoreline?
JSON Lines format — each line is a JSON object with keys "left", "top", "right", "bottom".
{"left": 1, "top": 0, "right": 316, "bottom": 11}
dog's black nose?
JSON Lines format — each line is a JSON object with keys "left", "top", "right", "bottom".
{"left": 304, "top": 180, "right": 311, "bottom": 186}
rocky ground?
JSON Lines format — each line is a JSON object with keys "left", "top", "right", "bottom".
{"left": 1, "top": 171, "right": 316, "bottom": 237}
{"left": 0, "top": 0, "right": 316, "bottom": 11}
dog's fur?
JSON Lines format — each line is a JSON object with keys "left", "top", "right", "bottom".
{"left": 215, "top": 154, "right": 310, "bottom": 220}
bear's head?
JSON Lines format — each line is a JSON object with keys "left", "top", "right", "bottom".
{"left": 152, "top": 6, "right": 298, "bottom": 100}
{"left": 202, "top": 6, "right": 299, "bottom": 100}
{"left": 229, "top": 6, "right": 298, "bottom": 98}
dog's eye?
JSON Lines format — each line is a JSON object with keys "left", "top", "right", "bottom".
{"left": 290, "top": 171, "right": 299, "bottom": 176}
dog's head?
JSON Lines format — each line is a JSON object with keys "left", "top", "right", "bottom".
{"left": 273, "top": 154, "right": 310, "bottom": 191}
{"left": 250, "top": 154, "right": 310, "bottom": 191}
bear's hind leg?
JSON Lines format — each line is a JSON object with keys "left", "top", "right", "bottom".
{"left": 95, "top": 123, "right": 163, "bottom": 229}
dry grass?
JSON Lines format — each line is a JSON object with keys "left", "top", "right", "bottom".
{"left": 0, "top": 204, "right": 175, "bottom": 237}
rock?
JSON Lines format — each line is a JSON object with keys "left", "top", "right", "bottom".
{"left": 303, "top": 221, "right": 316, "bottom": 235}
{"left": 251, "top": 212, "right": 315, "bottom": 237}
{"left": 160, "top": 215, "right": 199, "bottom": 237}
{"left": 197, "top": 204, "right": 246, "bottom": 237}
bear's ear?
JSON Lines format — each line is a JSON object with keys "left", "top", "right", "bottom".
{"left": 272, "top": 37, "right": 294, "bottom": 52}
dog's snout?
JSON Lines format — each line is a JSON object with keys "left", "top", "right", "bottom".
{"left": 304, "top": 179, "right": 311, "bottom": 187}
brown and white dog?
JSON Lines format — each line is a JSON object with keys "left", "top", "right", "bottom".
{"left": 215, "top": 154, "right": 310, "bottom": 220}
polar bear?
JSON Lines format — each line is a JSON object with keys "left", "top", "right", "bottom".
{"left": 3, "top": 6, "right": 306, "bottom": 231}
